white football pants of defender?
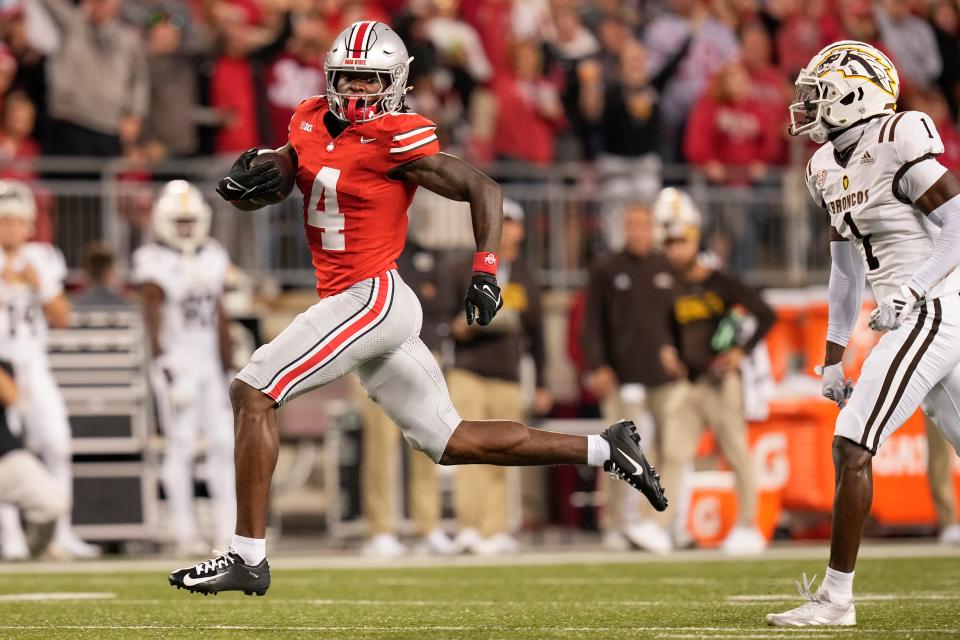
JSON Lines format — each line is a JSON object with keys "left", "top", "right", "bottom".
{"left": 836, "top": 296, "right": 960, "bottom": 455}
{"left": 0, "top": 356, "right": 76, "bottom": 549}
{"left": 153, "top": 361, "right": 236, "bottom": 549}
{"left": 236, "top": 270, "right": 462, "bottom": 462}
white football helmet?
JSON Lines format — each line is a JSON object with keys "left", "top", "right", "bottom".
{"left": 151, "top": 180, "right": 212, "bottom": 254}
{"left": 0, "top": 179, "right": 37, "bottom": 225}
{"left": 653, "top": 187, "right": 701, "bottom": 242}
{"left": 789, "top": 40, "right": 899, "bottom": 144}
{"left": 325, "top": 20, "right": 412, "bottom": 123}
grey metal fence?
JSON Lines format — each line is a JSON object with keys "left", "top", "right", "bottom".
{"left": 4, "top": 156, "right": 830, "bottom": 290}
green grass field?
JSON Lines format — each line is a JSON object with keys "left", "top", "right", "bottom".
{"left": 1, "top": 552, "right": 959, "bottom": 639}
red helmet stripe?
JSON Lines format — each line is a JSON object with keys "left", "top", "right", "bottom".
{"left": 350, "top": 21, "right": 371, "bottom": 58}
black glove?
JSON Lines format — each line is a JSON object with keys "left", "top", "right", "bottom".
{"left": 464, "top": 274, "right": 503, "bottom": 326}
{"left": 216, "top": 148, "right": 283, "bottom": 202}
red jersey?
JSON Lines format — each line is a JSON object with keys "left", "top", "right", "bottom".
{"left": 288, "top": 97, "right": 440, "bottom": 297}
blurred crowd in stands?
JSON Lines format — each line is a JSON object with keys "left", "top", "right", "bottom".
{"left": 0, "top": 0, "right": 959, "bottom": 177}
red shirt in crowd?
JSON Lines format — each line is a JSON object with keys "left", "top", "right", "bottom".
{"left": 266, "top": 52, "right": 324, "bottom": 149}
{"left": 683, "top": 94, "right": 781, "bottom": 180}
{"left": 491, "top": 74, "right": 562, "bottom": 165}
{"left": 211, "top": 56, "right": 259, "bottom": 153}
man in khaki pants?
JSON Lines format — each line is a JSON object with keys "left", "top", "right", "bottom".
{"left": 447, "top": 201, "right": 550, "bottom": 554}
{"left": 359, "top": 242, "right": 456, "bottom": 557}
{"left": 581, "top": 201, "right": 678, "bottom": 553}
{"left": 657, "top": 190, "right": 776, "bottom": 555}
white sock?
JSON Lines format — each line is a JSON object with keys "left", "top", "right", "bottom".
{"left": 587, "top": 435, "right": 611, "bottom": 467}
{"left": 822, "top": 567, "right": 854, "bottom": 604}
{"left": 230, "top": 535, "right": 266, "bottom": 565}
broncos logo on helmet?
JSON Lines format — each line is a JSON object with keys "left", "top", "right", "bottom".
{"left": 814, "top": 46, "right": 897, "bottom": 97}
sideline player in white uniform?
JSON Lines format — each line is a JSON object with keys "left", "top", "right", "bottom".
{"left": 0, "top": 180, "right": 100, "bottom": 559}
{"left": 768, "top": 41, "right": 960, "bottom": 626}
{"left": 169, "top": 21, "right": 667, "bottom": 597}
{"left": 133, "top": 181, "right": 236, "bottom": 555}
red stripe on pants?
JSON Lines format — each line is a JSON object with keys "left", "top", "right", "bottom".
{"left": 267, "top": 273, "right": 390, "bottom": 400}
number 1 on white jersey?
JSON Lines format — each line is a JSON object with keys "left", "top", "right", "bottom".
{"left": 307, "top": 166, "right": 344, "bottom": 251}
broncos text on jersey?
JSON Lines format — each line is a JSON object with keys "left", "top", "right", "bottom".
{"left": 288, "top": 96, "right": 440, "bottom": 298}
{"left": 806, "top": 110, "right": 952, "bottom": 302}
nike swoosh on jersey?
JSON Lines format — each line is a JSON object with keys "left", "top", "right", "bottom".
{"left": 616, "top": 447, "right": 644, "bottom": 475}
{"left": 182, "top": 573, "right": 221, "bottom": 587}
{"left": 360, "top": 137, "right": 376, "bottom": 144}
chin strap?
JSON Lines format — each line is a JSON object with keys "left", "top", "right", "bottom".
{"left": 343, "top": 97, "right": 379, "bottom": 123}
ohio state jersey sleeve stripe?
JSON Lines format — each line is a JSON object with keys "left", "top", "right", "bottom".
{"left": 392, "top": 126, "right": 436, "bottom": 142}
{"left": 390, "top": 134, "right": 438, "bottom": 154}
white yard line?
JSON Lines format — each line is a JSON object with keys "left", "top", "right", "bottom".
{"left": 0, "top": 592, "right": 116, "bottom": 602}
{"left": 728, "top": 593, "right": 960, "bottom": 603}
{"left": 0, "top": 625, "right": 954, "bottom": 633}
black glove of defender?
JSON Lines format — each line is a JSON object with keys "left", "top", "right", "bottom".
{"left": 216, "top": 148, "right": 282, "bottom": 201}
{"left": 464, "top": 274, "right": 503, "bottom": 326}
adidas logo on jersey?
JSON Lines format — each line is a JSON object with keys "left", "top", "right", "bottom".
{"left": 859, "top": 151, "right": 874, "bottom": 165}
{"left": 299, "top": 121, "right": 314, "bottom": 132}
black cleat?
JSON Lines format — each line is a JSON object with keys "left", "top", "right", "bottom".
{"left": 601, "top": 420, "right": 668, "bottom": 512}
{"left": 169, "top": 549, "right": 270, "bottom": 596}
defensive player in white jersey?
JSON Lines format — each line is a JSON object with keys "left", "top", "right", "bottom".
{"left": 768, "top": 41, "right": 960, "bottom": 627}
{"left": 133, "top": 181, "right": 236, "bottom": 555}
{"left": 0, "top": 180, "right": 100, "bottom": 559}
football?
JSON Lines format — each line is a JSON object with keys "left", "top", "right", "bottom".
{"left": 249, "top": 148, "right": 296, "bottom": 206}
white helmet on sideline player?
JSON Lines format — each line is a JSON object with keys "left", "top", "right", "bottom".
{"left": 789, "top": 40, "right": 899, "bottom": 144}
{"left": 325, "top": 21, "right": 412, "bottom": 123}
{"left": 653, "top": 187, "right": 701, "bottom": 243}
{"left": 151, "top": 180, "right": 212, "bottom": 254}
{"left": 0, "top": 179, "right": 37, "bottom": 225}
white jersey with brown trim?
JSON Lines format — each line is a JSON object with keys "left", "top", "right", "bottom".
{"left": 806, "top": 110, "right": 955, "bottom": 302}
{"left": 131, "top": 240, "right": 229, "bottom": 361}
{"left": 0, "top": 243, "right": 67, "bottom": 362}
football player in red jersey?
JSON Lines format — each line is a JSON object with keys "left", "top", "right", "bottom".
{"left": 169, "top": 21, "right": 667, "bottom": 596}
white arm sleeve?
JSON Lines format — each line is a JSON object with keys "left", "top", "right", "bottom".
{"left": 907, "top": 194, "right": 960, "bottom": 296}
{"left": 827, "top": 240, "right": 865, "bottom": 347}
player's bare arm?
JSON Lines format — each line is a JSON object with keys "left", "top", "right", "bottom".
{"left": 140, "top": 282, "right": 165, "bottom": 359}
{"left": 388, "top": 153, "right": 503, "bottom": 254}
{"left": 41, "top": 293, "right": 71, "bottom": 329}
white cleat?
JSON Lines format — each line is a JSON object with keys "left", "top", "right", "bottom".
{"left": 472, "top": 533, "right": 521, "bottom": 556}
{"left": 766, "top": 574, "right": 856, "bottom": 627}
{"left": 453, "top": 528, "right": 484, "bottom": 554}
{"left": 601, "top": 530, "right": 631, "bottom": 552}
{"left": 361, "top": 533, "right": 407, "bottom": 559}
{"left": 51, "top": 533, "right": 102, "bottom": 559}
{"left": 623, "top": 521, "right": 673, "bottom": 555}
{"left": 938, "top": 523, "right": 960, "bottom": 546}
{"left": 413, "top": 528, "right": 458, "bottom": 556}
{"left": 721, "top": 526, "right": 767, "bottom": 555}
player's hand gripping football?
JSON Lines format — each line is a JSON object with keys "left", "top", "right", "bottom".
{"left": 216, "top": 148, "right": 283, "bottom": 202}
{"left": 464, "top": 274, "right": 503, "bottom": 326}
{"left": 869, "top": 285, "right": 923, "bottom": 332}
{"left": 815, "top": 362, "right": 854, "bottom": 409}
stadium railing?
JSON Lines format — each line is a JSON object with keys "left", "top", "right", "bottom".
{"left": 4, "top": 157, "right": 828, "bottom": 289}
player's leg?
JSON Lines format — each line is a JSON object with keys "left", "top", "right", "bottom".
{"left": 198, "top": 370, "right": 237, "bottom": 550}
{"left": 920, "top": 367, "right": 960, "bottom": 543}
{"left": 357, "top": 334, "right": 667, "bottom": 511}
{"left": 769, "top": 298, "right": 960, "bottom": 626}
{"left": 170, "top": 272, "right": 406, "bottom": 595}
{"left": 0, "top": 450, "right": 69, "bottom": 557}
{"left": 22, "top": 365, "right": 97, "bottom": 558}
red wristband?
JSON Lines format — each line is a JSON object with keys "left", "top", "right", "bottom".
{"left": 473, "top": 252, "right": 499, "bottom": 275}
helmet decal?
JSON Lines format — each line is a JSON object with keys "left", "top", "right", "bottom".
{"left": 815, "top": 46, "right": 896, "bottom": 97}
